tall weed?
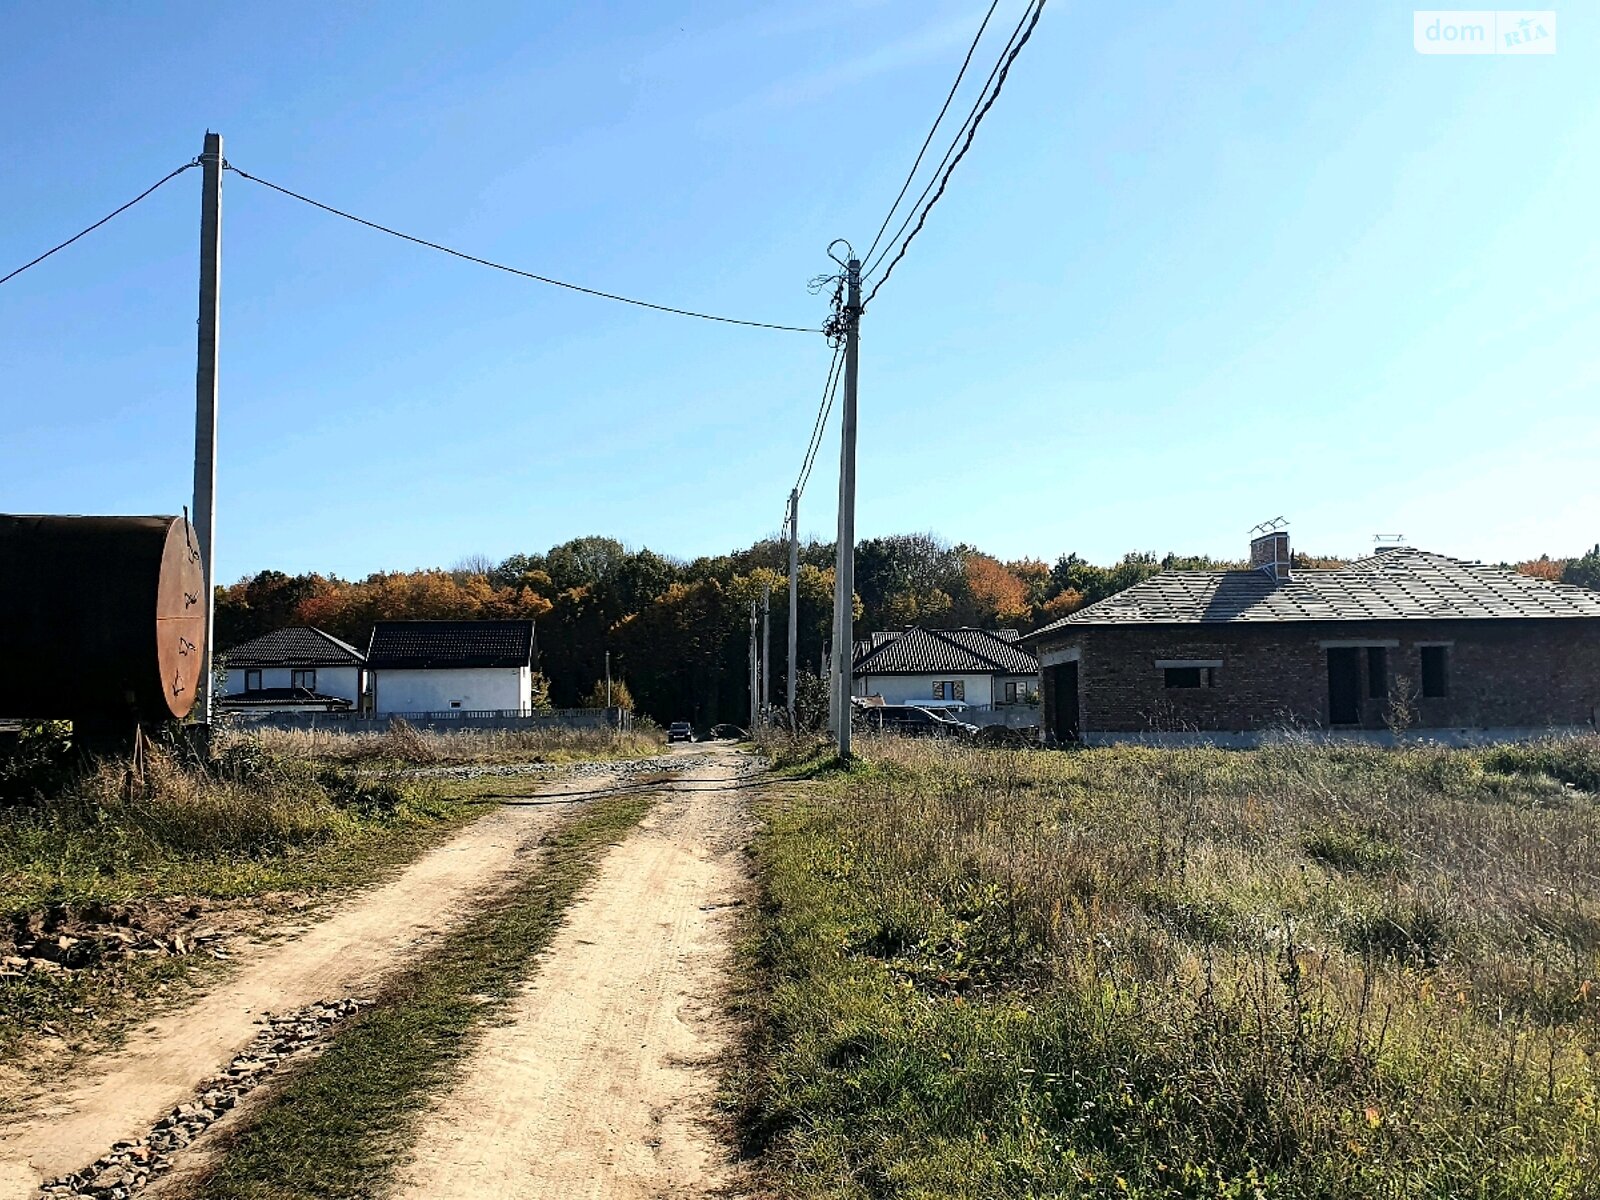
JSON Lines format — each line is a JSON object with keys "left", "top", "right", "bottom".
{"left": 747, "top": 736, "right": 1600, "bottom": 1197}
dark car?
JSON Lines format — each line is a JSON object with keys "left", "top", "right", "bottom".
{"left": 855, "top": 705, "right": 977, "bottom": 739}
{"left": 705, "top": 723, "right": 748, "bottom": 741}
{"left": 975, "top": 724, "right": 1039, "bottom": 747}
{"left": 667, "top": 721, "right": 695, "bottom": 743}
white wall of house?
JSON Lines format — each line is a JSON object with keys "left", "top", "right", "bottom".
{"left": 226, "top": 665, "right": 364, "bottom": 703}
{"left": 856, "top": 672, "right": 994, "bottom": 707}
{"left": 374, "top": 665, "right": 530, "bottom": 715}
{"left": 989, "top": 673, "right": 1039, "bottom": 705}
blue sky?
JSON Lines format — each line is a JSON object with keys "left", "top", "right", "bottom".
{"left": 2, "top": 1, "right": 1595, "bottom": 582}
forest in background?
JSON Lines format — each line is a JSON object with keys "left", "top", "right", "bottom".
{"left": 217, "top": 536, "right": 1600, "bottom": 726}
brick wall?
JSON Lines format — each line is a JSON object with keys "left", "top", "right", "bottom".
{"left": 1036, "top": 619, "right": 1600, "bottom": 736}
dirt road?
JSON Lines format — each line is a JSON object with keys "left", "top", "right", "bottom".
{"left": 393, "top": 747, "right": 753, "bottom": 1199}
{"left": 0, "top": 754, "right": 728, "bottom": 1199}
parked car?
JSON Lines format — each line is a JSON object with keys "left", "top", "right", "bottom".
{"left": 705, "top": 723, "right": 748, "bottom": 741}
{"left": 667, "top": 721, "right": 695, "bottom": 743}
{"left": 854, "top": 705, "right": 977, "bottom": 739}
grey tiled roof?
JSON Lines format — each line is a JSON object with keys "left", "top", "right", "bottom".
{"left": 854, "top": 627, "right": 1038, "bottom": 675}
{"left": 222, "top": 626, "right": 366, "bottom": 666}
{"left": 1026, "top": 547, "right": 1600, "bottom": 638}
{"left": 366, "top": 621, "right": 535, "bottom": 669}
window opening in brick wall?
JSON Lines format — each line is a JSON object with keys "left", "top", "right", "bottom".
{"left": 1164, "top": 667, "right": 1202, "bottom": 689}
{"left": 1327, "top": 648, "right": 1361, "bottom": 724}
{"left": 1420, "top": 646, "right": 1449, "bottom": 698}
{"left": 1367, "top": 647, "right": 1388, "bottom": 699}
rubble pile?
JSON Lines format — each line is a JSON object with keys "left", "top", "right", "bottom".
{"left": 3, "top": 902, "right": 228, "bottom": 981}
{"left": 38, "top": 997, "right": 370, "bottom": 1198}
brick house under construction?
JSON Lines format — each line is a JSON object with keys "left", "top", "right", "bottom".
{"left": 1022, "top": 530, "right": 1600, "bottom": 746}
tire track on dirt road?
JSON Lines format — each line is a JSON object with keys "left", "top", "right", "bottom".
{"left": 0, "top": 757, "right": 694, "bottom": 1200}
{"left": 392, "top": 746, "right": 757, "bottom": 1200}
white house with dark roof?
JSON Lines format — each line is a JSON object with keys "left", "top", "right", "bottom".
{"left": 367, "top": 620, "right": 537, "bottom": 716}
{"left": 1022, "top": 528, "right": 1600, "bottom": 746}
{"left": 852, "top": 627, "right": 1039, "bottom": 722}
{"left": 220, "top": 627, "right": 367, "bottom": 713}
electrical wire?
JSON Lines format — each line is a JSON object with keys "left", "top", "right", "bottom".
{"left": 863, "top": 0, "right": 1045, "bottom": 300}
{"left": 795, "top": 343, "right": 846, "bottom": 500}
{"left": 861, "top": 5, "right": 1031, "bottom": 282}
{"left": 0, "top": 160, "right": 199, "bottom": 287}
{"left": 864, "top": 0, "right": 1044, "bottom": 308}
{"left": 224, "top": 165, "right": 817, "bottom": 334}
{"left": 860, "top": 0, "right": 1000, "bottom": 268}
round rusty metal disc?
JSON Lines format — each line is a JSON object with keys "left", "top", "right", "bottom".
{"left": 154, "top": 518, "right": 208, "bottom": 720}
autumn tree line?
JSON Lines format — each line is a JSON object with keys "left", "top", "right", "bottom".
{"left": 216, "top": 536, "right": 1600, "bottom": 726}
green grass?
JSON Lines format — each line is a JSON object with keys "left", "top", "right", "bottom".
{"left": 0, "top": 726, "right": 659, "bottom": 1068}
{"left": 180, "top": 788, "right": 652, "bottom": 1200}
{"left": 0, "top": 739, "right": 472, "bottom": 912}
{"left": 740, "top": 736, "right": 1600, "bottom": 1199}
{"left": 0, "top": 740, "right": 473, "bottom": 1065}
{"left": 248, "top": 720, "right": 665, "bottom": 767}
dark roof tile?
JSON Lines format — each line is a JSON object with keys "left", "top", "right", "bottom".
{"left": 222, "top": 627, "right": 366, "bottom": 666}
{"left": 366, "top": 621, "right": 535, "bottom": 669}
{"left": 854, "top": 627, "right": 1037, "bottom": 674}
{"left": 1026, "top": 548, "right": 1600, "bottom": 638}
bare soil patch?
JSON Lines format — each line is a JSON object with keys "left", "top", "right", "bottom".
{"left": 0, "top": 765, "right": 632, "bottom": 1200}
{"left": 393, "top": 749, "right": 756, "bottom": 1200}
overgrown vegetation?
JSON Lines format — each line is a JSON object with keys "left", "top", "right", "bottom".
{"left": 742, "top": 736, "right": 1600, "bottom": 1198}
{"left": 241, "top": 719, "right": 662, "bottom": 767}
{"left": 0, "top": 733, "right": 457, "bottom": 913}
{"left": 0, "top": 730, "right": 465, "bottom": 1061}
{"left": 182, "top": 788, "right": 653, "bottom": 1200}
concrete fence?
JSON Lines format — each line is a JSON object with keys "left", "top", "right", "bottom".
{"left": 933, "top": 703, "right": 1042, "bottom": 730}
{"left": 227, "top": 707, "right": 631, "bottom": 734}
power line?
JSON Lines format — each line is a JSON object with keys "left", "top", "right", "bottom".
{"left": 863, "top": 0, "right": 1046, "bottom": 305}
{"left": 794, "top": 343, "right": 845, "bottom": 502}
{"left": 0, "top": 160, "right": 199, "bottom": 287}
{"left": 224, "top": 164, "right": 818, "bottom": 334}
{"left": 861, "top": 0, "right": 1000, "bottom": 268}
{"left": 861, "top": 5, "right": 1033, "bottom": 282}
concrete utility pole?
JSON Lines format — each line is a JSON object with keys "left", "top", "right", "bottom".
{"left": 829, "top": 257, "right": 862, "bottom": 758}
{"left": 748, "top": 600, "right": 759, "bottom": 732}
{"left": 786, "top": 489, "right": 799, "bottom": 724}
{"left": 192, "top": 131, "right": 223, "bottom": 725}
{"left": 760, "top": 582, "right": 771, "bottom": 727}
{"left": 605, "top": 649, "right": 612, "bottom": 708}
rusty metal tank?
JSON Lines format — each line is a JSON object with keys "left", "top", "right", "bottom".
{"left": 0, "top": 515, "right": 207, "bottom": 726}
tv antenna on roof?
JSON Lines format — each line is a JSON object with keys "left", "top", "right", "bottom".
{"left": 1249, "top": 516, "right": 1288, "bottom": 536}
{"left": 1373, "top": 533, "right": 1406, "bottom": 546}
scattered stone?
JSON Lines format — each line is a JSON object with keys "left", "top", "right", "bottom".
{"left": 38, "top": 996, "right": 372, "bottom": 1198}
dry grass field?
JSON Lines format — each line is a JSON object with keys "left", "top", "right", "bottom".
{"left": 0, "top": 721, "right": 658, "bottom": 1071}
{"left": 244, "top": 719, "right": 663, "bottom": 766}
{"left": 744, "top": 734, "right": 1600, "bottom": 1198}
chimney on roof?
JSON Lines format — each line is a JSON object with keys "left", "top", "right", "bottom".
{"left": 1249, "top": 521, "right": 1291, "bottom": 582}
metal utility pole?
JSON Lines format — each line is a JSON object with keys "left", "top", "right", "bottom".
{"left": 829, "top": 257, "right": 862, "bottom": 758}
{"left": 760, "top": 582, "right": 771, "bottom": 727}
{"left": 192, "top": 131, "right": 223, "bottom": 725}
{"left": 748, "top": 600, "right": 759, "bottom": 732}
{"left": 605, "top": 650, "right": 612, "bottom": 708}
{"left": 786, "top": 489, "right": 799, "bottom": 724}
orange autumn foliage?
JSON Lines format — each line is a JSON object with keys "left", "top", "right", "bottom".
{"left": 963, "top": 554, "right": 1031, "bottom": 626}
